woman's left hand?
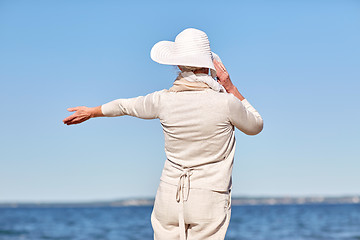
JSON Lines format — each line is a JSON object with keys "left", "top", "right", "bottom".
{"left": 63, "top": 106, "right": 93, "bottom": 125}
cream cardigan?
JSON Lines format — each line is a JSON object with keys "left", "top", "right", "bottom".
{"left": 101, "top": 89, "right": 263, "bottom": 192}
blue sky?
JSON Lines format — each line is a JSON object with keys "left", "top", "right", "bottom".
{"left": 0, "top": 0, "right": 359, "bottom": 202}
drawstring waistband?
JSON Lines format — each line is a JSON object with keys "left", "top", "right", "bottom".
{"left": 176, "top": 168, "right": 192, "bottom": 203}
{"left": 176, "top": 168, "right": 193, "bottom": 240}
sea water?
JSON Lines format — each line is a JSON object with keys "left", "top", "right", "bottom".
{"left": 0, "top": 204, "right": 359, "bottom": 240}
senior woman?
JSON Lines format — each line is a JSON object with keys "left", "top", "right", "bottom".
{"left": 63, "top": 28, "right": 263, "bottom": 240}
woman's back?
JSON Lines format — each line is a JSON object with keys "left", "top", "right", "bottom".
{"left": 158, "top": 89, "right": 236, "bottom": 167}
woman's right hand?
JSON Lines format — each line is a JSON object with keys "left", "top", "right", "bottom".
{"left": 213, "top": 59, "right": 235, "bottom": 92}
{"left": 213, "top": 59, "right": 245, "bottom": 101}
{"left": 63, "top": 106, "right": 93, "bottom": 125}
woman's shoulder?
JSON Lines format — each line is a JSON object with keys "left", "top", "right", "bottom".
{"left": 152, "top": 89, "right": 239, "bottom": 104}
{"left": 204, "top": 89, "right": 241, "bottom": 101}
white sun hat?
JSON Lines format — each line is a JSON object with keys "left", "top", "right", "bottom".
{"left": 151, "top": 28, "right": 219, "bottom": 73}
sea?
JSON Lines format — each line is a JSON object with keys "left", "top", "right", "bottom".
{"left": 0, "top": 204, "right": 359, "bottom": 240}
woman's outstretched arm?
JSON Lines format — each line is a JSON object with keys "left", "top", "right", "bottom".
{"left": 63, "top": 90, "right": 162, "bottom": 125}
{"left": 63, "top": 106, "right": 104, "bottom": 125}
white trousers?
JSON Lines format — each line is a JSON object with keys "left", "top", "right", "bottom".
{"left": 151, "top": 180, "right": 231, "bottom": 240}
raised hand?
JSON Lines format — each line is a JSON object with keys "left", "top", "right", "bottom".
{"left": 213, "top": 59, "right": 245, "bottom": 101}
{"left": 213, "top": 59, "right": 234, "bottom": 92}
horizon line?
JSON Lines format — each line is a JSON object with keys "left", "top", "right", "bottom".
{"left": 1, "top": 194, "right": 359, "bottom": 205}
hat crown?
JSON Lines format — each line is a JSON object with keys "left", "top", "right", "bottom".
{"left": 174, "top": 28, "right": 211, "bottom": 57}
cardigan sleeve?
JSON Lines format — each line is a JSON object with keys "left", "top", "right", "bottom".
{"left": 101, "top": 91, "right": 163, "bottom": 119}
{"left": 228, "top": 96, "right": 263, "bottom": 135}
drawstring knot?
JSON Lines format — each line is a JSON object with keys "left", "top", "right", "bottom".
{"left": 176, "top": 168, "right": 193, "bottom": 202}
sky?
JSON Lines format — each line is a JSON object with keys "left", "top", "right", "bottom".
{"left": 0, "top": 0, "right": 359, "bottom": 202}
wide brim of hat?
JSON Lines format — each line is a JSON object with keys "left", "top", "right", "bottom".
{"left": 150, "top": 40, "right": 216, "bottom": 71}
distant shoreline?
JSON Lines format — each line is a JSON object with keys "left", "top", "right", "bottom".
{"left": 1, "top": 195, "right": 359, "bottom": 208}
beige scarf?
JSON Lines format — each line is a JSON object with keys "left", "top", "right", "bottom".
{"left": 169, "top": 78, "right": 210, "bottom": 92}
{"left": 170, "top": 72, "right": 225, "bottom": 92}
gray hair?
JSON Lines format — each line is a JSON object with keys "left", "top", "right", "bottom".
{"left": 179, "top": 65, "right": 208, "bottom": 72}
